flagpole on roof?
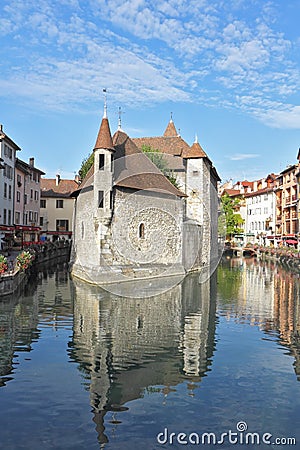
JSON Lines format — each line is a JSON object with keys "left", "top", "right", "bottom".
{"left": 103, "top": 88, "right": 107, "bottom": 118}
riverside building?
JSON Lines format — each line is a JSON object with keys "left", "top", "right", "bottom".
{"left": 70, "top": 106, "right": 220, "bottom": 286}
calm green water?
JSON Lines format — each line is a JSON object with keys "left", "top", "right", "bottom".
{"left": 0, "top": 259, "right": 299, "bottom": 449}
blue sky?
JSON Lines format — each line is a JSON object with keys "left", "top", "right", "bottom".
{"left": 0, "top": 0, "right": 300, "bottom": 182}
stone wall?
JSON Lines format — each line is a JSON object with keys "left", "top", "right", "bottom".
{"left": 182, "top": 220, "right": 202, "bottom": 271}
{"left": 71, "top": 186, "right": 186, "bottom": 285}
{"left": 71, "top": 186, "right": 103, "bottom": 282}
{"left": 0, "top": 270, "right": 27, "bottom": 296}
{"left": 209, "top": 168, "right": 219, "bottom": 264}
{"left": 201, "top": 160, "right": 211, "bottom": 267}
{"left": 110, "top": 188, "right": 183, "bottom": 266}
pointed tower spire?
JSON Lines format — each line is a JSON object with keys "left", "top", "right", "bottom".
{"left": 118, "top": 106, "right": 125, "bottom": 130}
{"left": 182, "top": 134, "right": 207, "bottom": 159}
{"left": 163, "top": 114, "right": 178, "bottom": 137}
{"left": 94, "top": 90, "right": 114, "bottom": 151}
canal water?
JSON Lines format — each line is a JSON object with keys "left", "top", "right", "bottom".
{"left": 0, "top": 259, "right": 299, "bottom": 449}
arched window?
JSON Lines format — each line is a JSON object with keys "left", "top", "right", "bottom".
{"left": 139, "top": 222, "right": 145, "bottom": 239}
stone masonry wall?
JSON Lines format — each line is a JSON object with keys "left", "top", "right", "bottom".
{"left": 110, "top": 188, "right": 184, "bottom": 266}
{"left": 71, "top": 186, "right": 185, "bottom": 284}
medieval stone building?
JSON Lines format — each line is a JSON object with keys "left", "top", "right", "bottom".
{"left": 70, "top": 108, "right": 220, "bottom": 287}
{"left": 133, "top": 118, "right": 220, "bottom": 270}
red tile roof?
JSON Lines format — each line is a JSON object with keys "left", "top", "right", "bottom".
{"left": 182, "top": 141, "right": 207, "bottom": 159}
{"left": 163, "top": 120, "right": 178, "bottom": 137}
{"left": 73, "top": 130, "right": 187, "bottom": 198}
{"left": 133, "top": 120, "right": 220, "bottom": 180}
{"left": 223, "top": 189, "right": 241, "bottom": 197}
{"left": 241, "top": 181, "right": 253, "bottom": 187}
{"left": 41, "top": 178, "right": 79, "bottom": 198}
{"left": 113, "top": 130, "right": 186, "bottom": 197}
{"left": 94, "top": 117, "right": 114, "bottom": 150}
{"left": 132, "top": 135, "right": 190, "bottom": 157}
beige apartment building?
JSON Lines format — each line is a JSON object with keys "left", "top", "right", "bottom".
{"left": 275, "top": 163, "right": 299, "bottom": 240}
{"left": 40, "top": 175, "right": 79, "bottom": 241}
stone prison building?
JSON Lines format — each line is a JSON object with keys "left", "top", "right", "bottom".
{"left": 70, "top": 108, "right": 220, "bottom": 286}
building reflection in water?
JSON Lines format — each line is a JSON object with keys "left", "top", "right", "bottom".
{"left": 0, "top": 259, "right": 300, "bottom": 445}
{"left": 68, "top": 272, "right": 217, "bottom": 444}
{"left": 218, "top": 257, "right": 300, "bottom": 380}
{"left": 273, "top": 265, "right": 300, "bottom": 379}
{"left": 0, "top": 264, "right": 72, "bottom": 387}
{"left": 0, "top": 281, "right": 39, "bottom": 387}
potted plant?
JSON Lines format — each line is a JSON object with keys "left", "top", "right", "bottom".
{"left": 16, "top": 250, "right": 34, "bottom": 272}
{"left": 0, "top": 255, "right": 8, "bottom": 274}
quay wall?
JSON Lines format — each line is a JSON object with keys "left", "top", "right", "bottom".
{"left": 0, "top": 241, "right": 71, "bottom": 297}
{"left": 0, "top": 270, "right": 28, "bottom": 296}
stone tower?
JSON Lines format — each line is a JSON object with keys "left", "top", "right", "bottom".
{"left": 182, "top": 136, "right": 212, "bottom": 267}
{"left": 93, "top": 105, "right": 115, "bottom": 227}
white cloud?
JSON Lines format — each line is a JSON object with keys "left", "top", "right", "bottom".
{"left": 229, "top": 153, "right": 260, "bottom": 161}
{"left": 0, "top": 43, "right": 191, "bottom": 111}
{"left": 255, "top": 105, "right": 300, "bottom": 129}
{"left": 235, "top": 96, "right": 300, "bottom": 129}
{"left": 0, "top": 18, "right": 14, "bottom": 35}
{"left": 0, "top": 0, "right": 300, "bottom": 130}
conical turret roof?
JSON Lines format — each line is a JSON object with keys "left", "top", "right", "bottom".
{"left": 94, "top": 117, "right": 114, "bottom": 151}
{"left": 182, "top": 136, "right": 207, "bottom": 159}
{"left": 163, "top": 120, "right": 178, "bottom": 137}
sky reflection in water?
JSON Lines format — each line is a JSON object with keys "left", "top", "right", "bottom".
{"left": 0, "top": 258, "right": 299, "bottom": 449}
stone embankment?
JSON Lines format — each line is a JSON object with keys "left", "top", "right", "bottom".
{"left": 0, "top": 241, "right": 71, "bottom": 296}
{"left": 257, "top": 246, "right": 300, "bottom": 273}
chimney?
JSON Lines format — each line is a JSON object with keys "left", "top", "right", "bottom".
{"left": 74, "top": 174, "right": 80, "bottom": 184}
{"left": 29, "top": 157, "right": 34, "bottom": 167}
{"left": 0, "top": 125, "right": 2, "bottom": 132}
{"left": 56, "top": 174, "right": 60, "bottom": 186}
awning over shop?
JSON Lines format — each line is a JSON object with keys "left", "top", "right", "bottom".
{"left": 15, "top": 225, "right": 41, "bottom": 232}
{"left": 286, "top": 239, "right": 298, "bottom": 244}
{"left": 0, "top": 226, "right": 15, "bottom": 233}
{"left": 46, "top": 231, "right": 72, "bottom": 235}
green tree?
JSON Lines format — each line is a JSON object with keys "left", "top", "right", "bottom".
{"left": 141, "top": 145, "right": 179, "bottom": 188}
{"left": 220, "top": 193, "right": 244, "bottom": 239}
{"left": 79, "top": 153, "right": 94, "bottom": 180}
